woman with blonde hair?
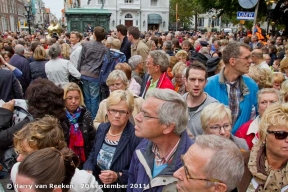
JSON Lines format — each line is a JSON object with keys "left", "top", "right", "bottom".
{"left": 84, "top": 90, "right": 142, "bottom": 192}
{"left": 238, "top": 103, "right": 288, "bottom": 191}
{"left": 272, "top": 72, "right": 285, "bottom": 90}
{"left": 172, "top": 62, "right": 187, "bottom": 95}
{"left": 61, "top": 43, "right": 71, "bottom": 60}
{"left": 248, "top": 66, "right": 273, "bottom": 89}
{"left": 63, "top": 82, "right": 95, "bottom": 167}
{"left": 94, "top": 70, "right": 143, "bottom": 129}
{"left": 201, "top": 103, "right": 249, "bottom": 151}
{"left": 29, "top": 45, "right": 48, "bottom": 80}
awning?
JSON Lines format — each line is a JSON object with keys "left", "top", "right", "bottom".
{"left": 148, "top": 14, "right": 162, "bottom": 24}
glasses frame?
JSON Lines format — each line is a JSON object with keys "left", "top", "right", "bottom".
{"left": 180, "top": 155, "right": 222, "bottom": 183}
{"left": 208, "top": 124, "right": 231, "bottom": 133}
{"left": 266, "top": 130, "right": 288, "bottom": 140}
{"left": 139, "top": 108, "right": 159, "bottom": 120}
{"left": 107, "top": 109, "right": 129, "bottom": 116}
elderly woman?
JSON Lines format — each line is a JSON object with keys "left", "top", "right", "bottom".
{"left": 84, "top": 90, "right": 142, "bottom": 192}
{"left": 94, "top": 70, "right": 143, "bottom": 129}
{"left": 272, "top": 72, "right": 285, "bottom": 90}
{"left": 248, "top": 66, "right": 273, "bottom": 89}
{"left": 45, "top": 43, "right": 81, "bottom": 88}
{"left": 29, "top": 45, "right": 48, "bottom": 80}
{"left": 238, "top": 103, "right": 288, "bottom": 191}
{"left": 201, "top": 103, "right": 249, "bottom": 151}
{"left": 236, "top": 88, "right": 280, "bottom": 149}
{"left": 280, "top": 57, "right": 288, "bottom": 79}
{"left": 172, "top": 62, "right": 187, "bottom": 95}
{"left": 175, "top": 50, "right": 188, "bottom": 65}
{"left": 63, "top": 82, "right": 95, "bottom": 167}
{"left": 128, "top": 55, "right": 143, "bottom": 85}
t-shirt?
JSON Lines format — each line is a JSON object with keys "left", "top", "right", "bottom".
{"left": 97, "top": 137, "right": 118, "bottom": 170}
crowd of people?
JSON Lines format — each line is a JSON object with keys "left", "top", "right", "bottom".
{"left": 0, "top": 23, "right": 288, "bottom": 192}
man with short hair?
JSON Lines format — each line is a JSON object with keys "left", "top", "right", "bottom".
{"left": 205, "top": 42, "right": 258, "bottom": 134}
{"left": 78, "top": 26, "right": 108, "bottom": 119}
{"left": 116, "top": 24, "right": 131, "bottom": 62}
{"left": 9, "top": 44, "right": 31, "bottom": 94}
{"left": 128, "top": 55, "right": 144, "bottom": 85}
{"left": 251, "top": 49, "right": 271, "bottom": 70}
{"left": 275, "top": 36, "right": 284, "bottom": 50}
{"left": 128, "top": 88, "right": 194, "bottom": 192}
{"left": 183, "top": 62, "right": 218, "bottom": 137}
{"left": 128, "top": 26, "right": 149, "bottom": 63}
{"left": 174, "top": 134, "right": 244, "bottom": 192}
{"left": 162, "top": 40, "right": 174, "bottom": 56}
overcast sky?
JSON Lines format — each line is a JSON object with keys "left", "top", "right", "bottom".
{"left": 43, "top": 0, "right": 63, "bottom": 19}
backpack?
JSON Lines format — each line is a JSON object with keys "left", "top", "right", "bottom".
{"left": 99, "top": 50, "right": 126, "bottom": 101}
{"left": 12, "top": 99, "right": 33, "bottom": 126}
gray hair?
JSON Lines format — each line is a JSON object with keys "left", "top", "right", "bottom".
{"left": 15, "top": 44, "right": 25, "bottom": 55}
{"left": 48, "top": 43, "right": 61, "bottom": 59}
{"left": 128, "top": 55, "right": 143, "bottom": 70}
{"left": 195, "top": 135, "right": 244, "bottom": 191}
{"left": 146, "top": 88, "right": 188, "bottom": 135}
{"left": 149, "top": 50, "right": 169, "bottom": 72}
{"left": 257, "top": 88, "right": 280, "bottom": 104}
{"left": 222, "top": 42, "right": 250, "bottom": 65}
{"left": 163, "top": 40, "right": 173, "bottom": 51}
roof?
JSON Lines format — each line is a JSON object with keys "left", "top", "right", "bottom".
{"left": 65, "top": 8, "right": 111, "bottom": 15}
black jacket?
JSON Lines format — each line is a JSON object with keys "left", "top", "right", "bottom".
{"left": 120, "top": 36, "right": 131, "bottom": 62}
{"left": 29, "top": 60, "right": 48, "bottom": 80}
{"left": 0, "top": 69, "right": 23, "bottom": 102}
{"left": 64, "top": 107, "right": 95, "bottom": 160}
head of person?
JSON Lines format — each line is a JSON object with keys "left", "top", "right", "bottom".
{"left": 14, "top": 115, "right": 66, "bottom": 162}
{"left": 93, "top": 26, "right": 106, "bottom": 42}
{"left": 258, "top": 103, "right": 288, "bottom": 161}
{"left": 272, "top": 72, "right": 285, "bottom": 90}
{"left": 280, "top": 57, "right": 288, "bottom": 75}
{"left": 70, "top": 31, "right": 82, "bottom": 45}
{"left": 280, "top": 80, "right": 288, "bottom": 102}
{"left": 146, "top": 50, "right": 169, "bottom": 75}
{"left": 116, "top": 24, "right": 127, "bottom": 38}
{"left": 222, "top": 42, "right": 252, "bottom": 75}
{"left": 135, "top": 88, "right": 188, "bottom": 138}
{"left": 173, "top": 134, "right": 244, "bottom": 192}
{"left": 63, "top": 82, "right": 85, "bottom": 113}
{"left": 175, "top": 50, "right": 188, "bottom": 63}
{"left": 25, "top": 78, "right": 66, "bottom": 120}
{"left": 257, "top": 88, "right": 280, "bottom": 118}
{"left": 248, "top": 67, "right": 273, "bottom": 89}
{"left": 146, "top": 40, "right": 157, "bottom": 51}
{"left": 163, "top": 40, "right": 173, "bottom": 52}
{"left": 16, "top": 147, "right": 79, "bottom": 192}
{"left": 263, "top": 53, "right": 271, "bottom": 64}
{"left": 172, "top": 62, "right": 187, "bottom": 86}
{"left": 106, "top": 70, "right": 129, "bottom": 92}
{"left": 1, "top": 51, "right": 12, "bottom": 62}
{"left": 115, "top": 62, "right": 132, "bottom": 81}
{"left": 30, "top": 41, "right": 41, "bottom": 53}
{"left": 182, "top": 40, "right": 191, "bottom": 53}
{"left": 128, "top": 55, "right": 143, "bottom": 71}
{"left": 61, "top": 43, "right": 71, "bottom": 60}
{"left": 185, "top": 61, "right": 208, "bottom": 98}
{"left": 48, "top": 43, "right": 61, "bottom": 59}
{"left": 127, "top": 26, "right": 140, "bottom": 41}
{"left": 111, "top": 38, "right": 121, "bottom": 50}
{"left": 251, "top": 35, "right": 258, "bottom": 43}
{"left": 65, "top": 32, "right": 70, "bottom": 40}
{"left": 269, "top": 45, "right": 277, "bottom": 54}
{"left": 201, "top": 103, "right": 232, "bottom": 139}
{"left": 251, "top": 49, "right": 264, "bottom": 63}
{"left": 15, "top": 44, "right": 25, "bottom": 55}
{"left": 106, "top": 90, "right": 134, "bottom": 129}
{"left": 33, "top": 45, "right": 47, "bottom": 61}
{"left": 276, "top": 36, "right": 283, "bottom": 46}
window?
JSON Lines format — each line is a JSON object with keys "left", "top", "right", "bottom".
{"left": 125, "top": 0, "right": 133, "bottom": 3}
{"left": 125, "top": 14, "right": 133, "bottom": 18}
{"left": 151, "top": 0, "right": 157, "bottom": 6}
{"left": 197, "top": 18, "right": 204, "bottom": 27}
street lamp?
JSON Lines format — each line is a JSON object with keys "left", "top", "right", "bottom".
{"left": 24, "top": 0, "right": 32, "bottom": 35}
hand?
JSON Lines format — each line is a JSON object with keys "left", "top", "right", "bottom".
{"left": 0, "top": 55, "right": 6, "bottom": 65}
{"left": 2, "top": 100, "right": 15, "bottom": 111}
{"left": 99, "top": 170, "right": 118, "bottom": 184}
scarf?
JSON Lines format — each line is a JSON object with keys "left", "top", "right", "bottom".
{"left": 66, "top": 107, "right": 86, "bottom": 163}
{"left": 248, "top": 142, "right": 288, "bottom": 191}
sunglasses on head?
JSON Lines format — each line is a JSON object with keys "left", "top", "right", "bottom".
{"left": 267, "top": 130, "right": 288, "bottom": 140}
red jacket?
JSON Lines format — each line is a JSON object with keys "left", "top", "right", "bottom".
{"left": 235, "top": 119, "right": 259, "bottom": 150}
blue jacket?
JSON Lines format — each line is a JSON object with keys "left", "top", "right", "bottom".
{"left": 204, "top": 73, "right": 258, "bottom": 134}
{"left": 127, "top": 131, "right": 193, "bottom": 192}
{"left": 83, "top": 121, "right": 142, "bottom": 187}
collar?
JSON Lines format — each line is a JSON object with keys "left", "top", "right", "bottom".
{"left": 247, "top": 116, "right": 260, "bottom": 135}
{"left": 131, "top": 39, "right": 140, "bottom": 50}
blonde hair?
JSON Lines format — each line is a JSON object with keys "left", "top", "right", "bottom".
{"left": 111, "top": 38, "right": 121, "bottom": 50}
{"left": 106, "top": 70, "right": 129, "bottom": 88}
{"left": 61, "top": 43, "right": 71, "bottom": 60}
{"left": 248, "top": 66, "right": 273, "bottom": 89}
{"left": 280, "top": 81, "right": 288, "bottom": 102}
{"left": 201, "top": 103, "right": 232, "bottom": 132}
{"left": 106, "top": 90, "right": 134, "bottom": 112}
{"left": 172, "top": 62, "right": 186, "bottom": 77}
{"left": 115, "top": 62, "right": 132, "bottom": 80}
{"left": 175, "top": 50, "right": 188, "bottom": 59}
{"left": 259, "top": 103, "right": 288, "bottom": 143}
{"left": 272, "top": 72, "right": 285, "bottom": 84}
{"left": 257, "top": 88, "right": 280, "bottom": 104}
{"left": 33, "top": 45, "right": 47, "bottom": 60}
{"left": 280, "top": 58, "right": 288, "bottom": 73}
{"left": 63, "top": 82, "right": 85, "bottom": 106}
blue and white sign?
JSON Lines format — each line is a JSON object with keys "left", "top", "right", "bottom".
{"left": 237, "top": 12, "right": 255, "bottom": 20}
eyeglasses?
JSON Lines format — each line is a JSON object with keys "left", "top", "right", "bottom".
{"left": 108, "top": 109, "right": 129, "bottom": 116}
{"left": 234, "top": 56, "right": 252, "bottom": 60}
{"left": 208, "top": 124, "right": 231, "bottom": 133}
{"left": 180, "top": 155, "right": 222, "bottom": 183}
{"left": 267, "top": 130, "right": 288, "bottom": 140}
{"left": 139, "top": 108, "right": 159, "bottom": 119}
{"left": 108, "top": 82, "right": 123, "bottom": 88}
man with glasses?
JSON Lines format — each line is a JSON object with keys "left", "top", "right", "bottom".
{"left": 205, "top": 42, "right": 258, "bottom": 134}
{"left": 128, "top": 88, "right": 193, "bottom": 192}
{"left": 173, "top": 134, "right": 244, "bottom": 192}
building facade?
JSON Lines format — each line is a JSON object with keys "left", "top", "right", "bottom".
{"left": 71, "top": 0, "right": 169, "bottom": 32}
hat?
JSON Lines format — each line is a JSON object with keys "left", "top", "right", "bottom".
{"left": 206, "top": 56, "right": 221, "bottom": 72}
{"left": 192, "top": 52, "right": 209, "bottom": 65}
{"left": 200, "top": 41, "right": 209, "bottom": 47}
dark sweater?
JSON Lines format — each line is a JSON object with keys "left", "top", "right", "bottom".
{"left": 0, "top": 69, "right": 23, "bottom": 102}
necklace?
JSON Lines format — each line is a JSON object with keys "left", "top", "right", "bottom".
{"left": 108, "top": 129, "right": 123, "bottom": 137}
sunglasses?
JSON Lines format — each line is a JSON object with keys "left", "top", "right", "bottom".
{"left": 267, "top": 130, "right": 288, "bottom": 140}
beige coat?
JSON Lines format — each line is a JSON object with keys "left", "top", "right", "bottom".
{"left": 93, "top": 91, "right": 144, "bottom": 129}
{"left": 131, "top": 39, "right": 150, "bottom": 63}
